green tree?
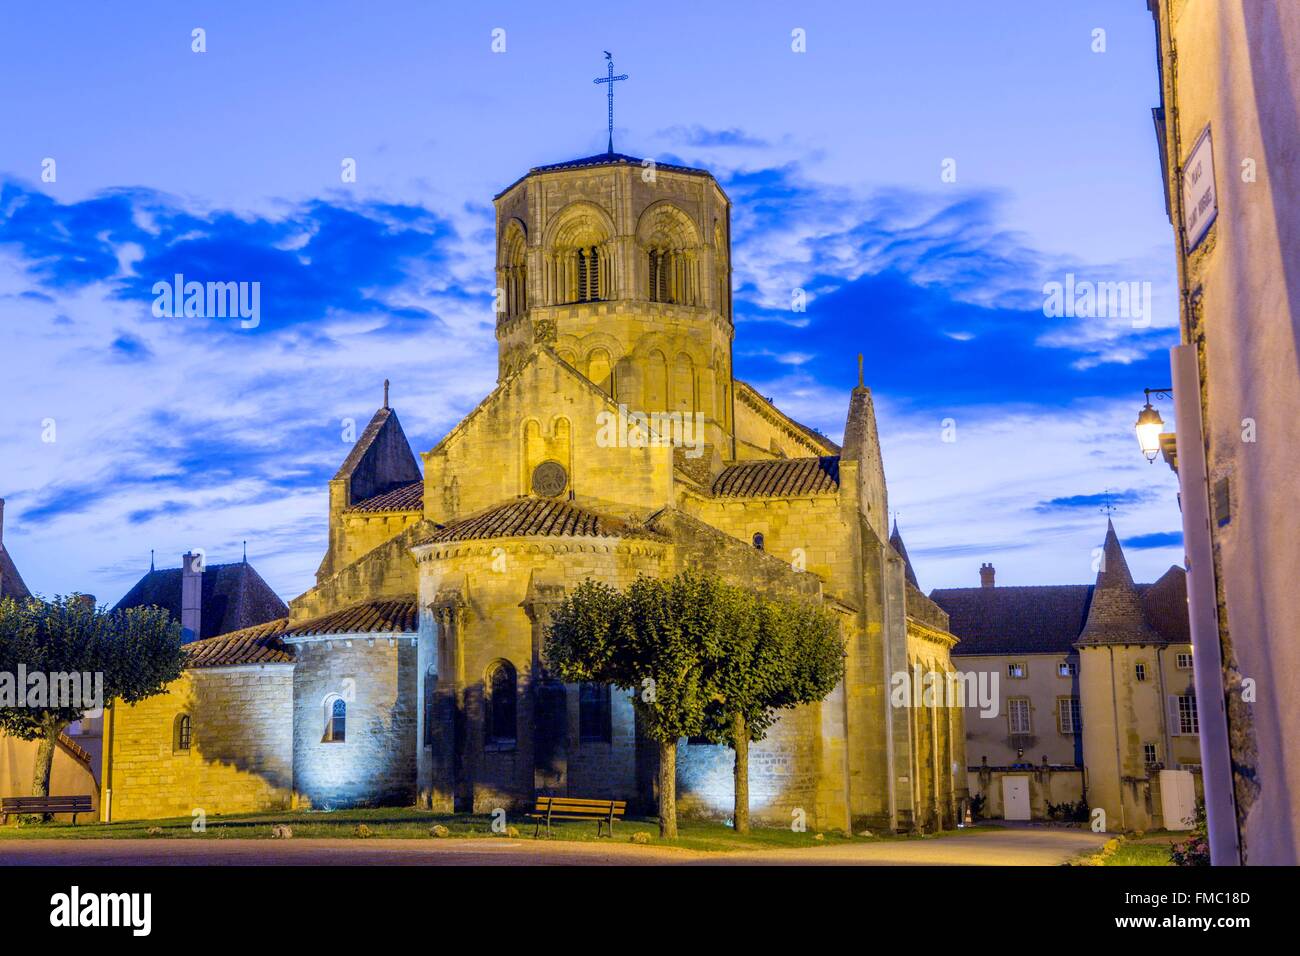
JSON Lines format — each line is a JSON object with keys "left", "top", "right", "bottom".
{"left": 545, "top": 571, "right": 730, "bottom": 838}
{"left": 0, "top": 595, "right": 185, "bottom": 807}
{"left": 701, "top": 595, "right": 845, "bottom": 833}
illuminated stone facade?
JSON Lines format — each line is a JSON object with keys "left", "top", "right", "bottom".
{"left": 104, "top": 153, "right": 965, "bottom": 832}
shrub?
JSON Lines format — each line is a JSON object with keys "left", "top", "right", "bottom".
{"left": 1170, "top": 802, "right": 1210, "bottom": 866}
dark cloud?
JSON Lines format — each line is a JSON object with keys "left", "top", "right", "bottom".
{"left": 1122, "top": 531, "right": 1183, "bottom": 550}
{"left": 1036, "top": 489, "right": 1152, "bottom": 513}
{"left": 0, "top": 180, "right": 462, "bottom": 338}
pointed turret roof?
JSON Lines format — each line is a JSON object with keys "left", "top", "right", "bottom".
{"left": 333, "top": 388, "right": 422, "bottom": 506}
{"left": 1075, "top": 520, "right": 1164, "bottom": 647}
{"left": 890, "top": 520, "right": 920, "bottom": 590}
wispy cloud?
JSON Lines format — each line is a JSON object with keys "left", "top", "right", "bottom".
{"left": 0, "top": 145, "right": 1183, "bottom": 602}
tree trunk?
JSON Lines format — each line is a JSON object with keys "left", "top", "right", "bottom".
{"left": 732, "top": 712, "right": 750, "bottom": 834}
{"left": 658, "top": 737, "right": 678, "bottom": 839}
{"left": 32, "top": 720, "right": 65, "bottom": 820}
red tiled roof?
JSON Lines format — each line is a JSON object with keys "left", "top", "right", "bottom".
{"left": 425, "top": 498, "right": 661, "bottom": 544}
{"left": 347, "top": 480, "right": 424, "bottom": 513}
{"left": 711, "top": 456, "right": 840, "bottom": 498}
{"left": 185, "top": 619, "right": 293, "bottom": 668}
{"left": 183, "top": 599, "right": 420, "bottom": 666}
{"left": 283, "top": 598, "right": 419, "bottom": 638}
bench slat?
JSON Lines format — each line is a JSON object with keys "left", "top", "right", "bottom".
{"left": 3, "top": 796, "right": 92, "bottom": 809}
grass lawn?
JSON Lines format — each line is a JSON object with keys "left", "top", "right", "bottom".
{"left": 0, "top": 806, "right": 1000, "bottom": 853}
{"left": 1071, "top": 830, "right": 1181, "bottom": 866}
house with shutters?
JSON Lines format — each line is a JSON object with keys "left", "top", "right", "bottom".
{"left": 931, "top": 521, "right": 1199, "bottom": 831}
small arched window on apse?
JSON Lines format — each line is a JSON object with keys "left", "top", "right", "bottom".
{"left": 485, "top": 660, "right": 517, "bottom": 747}
{"left": 173, "top": 713, "right": 192, "bottom": 753}
{"left": 323, "top": 695, "right": 346, "bottom": 743}
{"left": 752, "top": 532, "right": 765, "bottom": 551}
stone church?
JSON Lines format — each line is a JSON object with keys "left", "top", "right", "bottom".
{"left": 102, "top": 151, "right": 966, "bottom": 832}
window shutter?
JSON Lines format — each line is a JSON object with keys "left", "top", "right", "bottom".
{"left": 1167, "top": 695, "right": 1182, "bottom": 736}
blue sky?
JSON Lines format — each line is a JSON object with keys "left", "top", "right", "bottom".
{"left": 0, "top": 0, "right": 1184, "bottom": 603}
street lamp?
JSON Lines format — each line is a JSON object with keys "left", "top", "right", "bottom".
{"left": 1136, "top": 387, "right": 1173, "bottom": 463}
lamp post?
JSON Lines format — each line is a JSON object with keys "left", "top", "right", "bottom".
{"left": 1135, "top": 387, "right": 1174, "bottom": 463}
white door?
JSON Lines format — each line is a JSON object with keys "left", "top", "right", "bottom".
{"left": 1159, "top": 769, "right": 1197, "bottom": 830}
{"left": 1002, "top": 775, "right": 1031, "bottom": 820}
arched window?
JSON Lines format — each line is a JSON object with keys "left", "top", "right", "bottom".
{"left": 649, "top": 249, "right": 673, "bottom": 302}
{"left": 485, "top": 661, "right": 517, "bottom": 746}
{"left": 576, "top": 247, "right": 601, "bottom": 302}
{"left": 173, "top": 713, "right": 192, "bottom": 753}
{"left": 548, "top": 206, "right": 612, "bottom": 305}
{"left": 752, "top": 532, "right": 765, "bottom": 551}
{"left": 323, "top": 696, "right": 346, "bottom": 743}
{"left": 498, "top": 221, "right": 528, "bottom": 319}
{"left": 579, "top": 682, "right": 612, "bottom": 743}
{"left": 638, "top": 204, "right": 700, "bottom": 305}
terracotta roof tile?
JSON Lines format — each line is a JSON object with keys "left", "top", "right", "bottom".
{"left": 347, "top": 479, "right": 424, "bottom": 513}
{"left": 711, "top": 456, "right": 840, "bottom": 498}
{"left": 185, "top": 619, "right": 292, "bottom": 668}
{"left": 183, "top": 599, "right": 421, "bottom": 666}
{"left": 424, "top": 498, "right": 661, "bottom": 544}
{"left": 283, "top": 598, "right": 419, "bottom": 638}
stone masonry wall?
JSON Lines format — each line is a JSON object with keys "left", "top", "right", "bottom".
{"left": 106, "top": 666, "right": 293, "bottom": 822}
{"left": 292, "top": 637, "right": 417, "bottom": 808}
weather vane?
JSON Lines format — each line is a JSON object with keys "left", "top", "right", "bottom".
{"left": 1100, "top": 489, "right": 1117, "bottom": 517}
{"left": 593, "top": 52, "right": 628, "bottom": 154}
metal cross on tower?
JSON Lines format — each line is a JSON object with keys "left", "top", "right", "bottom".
{"left": 593, "top": 52, "right": 628, "bottom": 154}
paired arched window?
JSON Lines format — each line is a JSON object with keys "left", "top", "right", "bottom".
{"left": 639, "top": 204, "right": 701, "bottom": 306}
{"left": 546, "top": 206, "right": 612, "bottom": 305}
{"left": 648, "top": 248, "right": 693, "bottom": 304}
{"left": 173, "top": 713, "right": 192, "bottom": 753}
{"left": 323, "top": 696, "right": 346, "bottom": 743}
{"left": 485, "top": 661, "right": 517, "bottom": 745}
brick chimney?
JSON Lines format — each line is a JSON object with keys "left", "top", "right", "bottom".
{"left": 181, "top": 551, "right": 203, "bottom": 642}
{"left": 980, "top": 563, "right": 995, "bottom": 588}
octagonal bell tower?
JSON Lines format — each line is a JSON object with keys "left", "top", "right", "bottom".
{"left": 493, "top": 152, "right": 735, "bottom": 453}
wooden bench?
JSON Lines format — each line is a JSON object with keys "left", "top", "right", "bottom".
{"left": 2, "top": 795, "right": 93, "bottom": 825}
{"left": 527, "top": 795, "right": 626, "bottom": 838}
